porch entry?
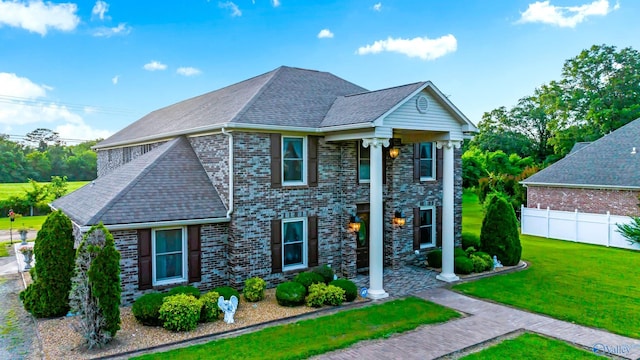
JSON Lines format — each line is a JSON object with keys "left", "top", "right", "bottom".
{"left": 356, "top": 203, "right": 370, "bottom": 271}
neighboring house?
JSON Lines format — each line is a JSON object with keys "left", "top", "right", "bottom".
{"left": 52, "top": 66, "right": 477, "bottom": 305}
{"left": 522, "top": 118, "right": 640, "bottom": 217}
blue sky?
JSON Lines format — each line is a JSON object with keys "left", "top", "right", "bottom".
{"left": 0, "top": 0, "right": 636, "bottom": 144}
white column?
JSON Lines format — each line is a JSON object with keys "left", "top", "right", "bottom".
{"left": 362, "top": 138, "right": 389, "bottom": 299}
{"left": 436, "top": 140, "right": 460, "bottom": 282}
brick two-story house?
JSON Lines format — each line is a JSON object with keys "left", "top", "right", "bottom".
{"left": 52, "top": 66, "right": 477, "bottom": 305}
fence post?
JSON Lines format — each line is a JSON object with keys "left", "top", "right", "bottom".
{"left": 574, "top": 209, "right": 579, "bottom": 242}
{"left": 606, "top": 211, "right": 611, "bottom": 247}
{"left": 546, "top": 207, "right": 550, "bottom": 238}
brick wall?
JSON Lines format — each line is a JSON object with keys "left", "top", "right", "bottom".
{"left": 96, "top": 142, "right": 167, "bottom": 177}
{"left": 189, "top": 134, "right": 230, "bottom": 206}
{"left": 527, "top": 186, "right": 640, "bottom": 217}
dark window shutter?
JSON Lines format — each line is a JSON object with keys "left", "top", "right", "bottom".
{"left": 271, "top": 219, "right": 282, "bottom": 273}
{"left": 413, "top": 207, "right": 421, "bottom": 251}
{"left": 308, "top": 216, "right": 318, "bottom": 267}
{"left": 413, "top": 143, "right": 421, "bottom": 182}
{"left": 271, "top": 134, "right": 282, "bottom": 188}
{"left": 436, "top": 206, "right": 443, "bottom": 247}
{"left": 308, "top": 136, "right": 318, "bottom": 187}
{"left": 436, "top": 147, "right": 443, "bottom": 181}
{"left": 187, "top": 225, "right": 201, "bottom": 283}
{"left": 137, "top": 229, "right": 153, "bottom": 290}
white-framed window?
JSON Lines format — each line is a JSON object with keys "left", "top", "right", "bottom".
{"left": 282, "top": 136, "right": 306, "bottom": 185}
{"left": 358, "top": 141, "right": 370, "bottom": 183}
{"left": 419, "top": 142, "right": 435, "bottom": 180}
{"left": 282, "top": 218, "right": 307, "bottom": 271}
{"left": 123, "top": 147, "right": 132, "bottom": 163}
{"left": 418, "top": 207, "right": 435, "bottom": 248}
{"left": 152, "top": 227, "right": 188, "bottom": 286}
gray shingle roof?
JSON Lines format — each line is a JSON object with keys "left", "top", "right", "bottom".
{"left": 568, "top": 142, "right": 591, "bottom": 154}
{"left": 52, "top": 137, "right": 227, "bottom": 225}
{"left": 321, "top": 82, "right": 426, "bottom": 127}
{"left": 97, "top": 66, "right": 366, "bottom": 148}
{"left": 522, "top": 118, "right": 640, "bottom": 189}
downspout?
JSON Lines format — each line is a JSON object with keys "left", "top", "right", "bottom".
{"left": 222, "top": 128, "right": 234, "bottom": 218}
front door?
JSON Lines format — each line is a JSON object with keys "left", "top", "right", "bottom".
{"left": 355, "top": 211, "right": 369, "bottom": 270}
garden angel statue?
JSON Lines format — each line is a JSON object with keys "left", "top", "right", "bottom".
{"left": 218, "top": 295, "right": 239, "bottom": 324}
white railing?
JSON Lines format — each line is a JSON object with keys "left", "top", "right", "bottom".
{"left": 521, "top": 205, "right": 640, "bottom": 251}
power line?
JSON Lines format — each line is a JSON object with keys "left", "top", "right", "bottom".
{"left": 0, "top": 95, "right": 137, "bottom": 116}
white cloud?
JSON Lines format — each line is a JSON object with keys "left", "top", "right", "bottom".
{"left": 93, "top": 22, "right": 131, "bottom": 37}
{"left": 272, "top": 0, "right": 280, "bottom": 7}
{"left": 317, "top": 29, "right": 334, "bottom": 39}
{"left": 0, "top": 73, "right": 47, "bottom": 99}
{"left": 0, "top": 0, "right": 80, "bottom": 36}
{"left": 143, "top": 61, "right": 167, "bottom": 71}
{"left": 518, "top": 0, "right": 616, "bottom": 28}
{"left": 111, "top": 75, "right": 119, "bottom": 85}
{"left": 92, "top": 0, "right": 109, "bottom": 21}
{"left": 219, "top": 1, "right": 242, "bottom": 17}
{"left": 357, "top": 34, "right": 457, "bottom": 60}
{"left": 373, "top": 2, "right": 382, "bottom": 11}
{"left": 177, "top": 67, "right": 202, "bottom": 76}
{"left": 55, "top": 121, "right": 112, "bottom": 141}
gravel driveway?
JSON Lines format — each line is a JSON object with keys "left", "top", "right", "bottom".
{"left": 0, "top": 272, "right": 41, "bottom": 359}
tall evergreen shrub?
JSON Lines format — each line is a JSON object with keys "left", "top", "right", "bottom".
{"left": 20, "top": 210, "right": 75, "bottom": 317}
{"left": 479, "top": 194, "right": 522, "bottom": 266}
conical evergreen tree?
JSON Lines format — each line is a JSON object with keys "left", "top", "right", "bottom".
{"left": 480, "top": 194, "right": 522, "bottom": 266}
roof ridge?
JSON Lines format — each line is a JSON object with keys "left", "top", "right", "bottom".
{"left": 342, "top": 81, "right": 426, "bottom": 98}
{"left": 86, "top": 138, "right": 183, "bottom": 224}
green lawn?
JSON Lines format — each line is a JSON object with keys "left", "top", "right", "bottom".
{"left": 0, "top": 243, "right": 8, "bottom": 257}
{"left": 0, "top": 181, "right": 89, "bottom": 201}
{"left": 0, "top": 216, "right": 48, "bottom": 232}
{"left": 133, "top": 297, "right": 460, "bottom": 360}
{"left": 456, "top": 192, "right": 640, "bottom": 339}
{"left": 460, "top": 333, "right": 602, "bottom": 360}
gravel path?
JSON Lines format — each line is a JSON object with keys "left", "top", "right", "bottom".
{"left": 0, "top": 273, "right": 41, "bottom": 360}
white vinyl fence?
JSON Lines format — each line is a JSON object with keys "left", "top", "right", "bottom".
{"left": 521, "top": 205, "right": 640, "bottom": 251}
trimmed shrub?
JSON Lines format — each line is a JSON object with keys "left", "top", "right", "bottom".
{"left": 461, "top": 232, "right": 480, "bottom": 250}
{"left": 470, "top": 254, "right": 491, "bottom": 273}
{"left": 480, "top": 195, "right": 522, "bottom": 266}
{"left": 324, "top": 285, "right": 346, "bottom": 306}
{"left": 21, "top": 210, "right": 75, "bottom": 318}
{"left": 132, "top": 292, "right": 166, "bottom": 326}
{"left": 329, "top": 279, "right": 358, "bottom": 302}
{"left": 159, "top": 294, "right": 201, "bottom": 332}
{"left": 214, "top": 286, "right": 240, "bottom": 301}
{"left": 305, "top": 283, "right": 327, "bottom": 308}
{"left": 454, "top": 256, "right": 474, "bottom": 275}
{"left": 275, "top": 281, "right": 306, "bottom": 307}
{"left": 293, "top": 271, "right": 324, "bottom": 291}
{"left": 465, "top": 246, "right": 477, "bottom": 257}
{"left": 312, "top": 265, "right": 335, "bottom": 284}
{"left": 199, "top": 291, "right": 221, "bottom": 323}
{"left": 426, "top": 249, "right": 442, "bottom": 268}
{"left": 454, "top": 247, "right": 467, "bottom": 258}
{"left": 243, "top": 277, "right": 266, "bottom": 302}
{"left": 168, "top": 285, "right": 200, "bottom": 298}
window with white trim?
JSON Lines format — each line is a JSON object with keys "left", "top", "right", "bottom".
{"left": 282, "top": 136, "right": 306, "bottom": 185}
{"left": 419, "top": 207, "right": 435, "bottom": 248}
{"left": 358, "top": 141, "right": 370, "bottom": 183}
{"left": 282, "top": 218, "right": 307, "bottom": 270}
{"left": 152, "top": 227, "right": 187, "bottom": 285}
{"left": 419, "top": 142, "right": 435, "bottom": 180}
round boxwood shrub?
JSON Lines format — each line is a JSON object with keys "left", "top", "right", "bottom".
{"left": 324, "top": 285, "right": 346, "bottom": 306}
{"left": 132, "top": 292, "right": 166, "bottom": 326}
{"left": 480, "top": 194, "right": 522, "bottom": 266}
{"left": 426, "top": 249, "right": 442, "bottom": 268}
{"left": 168, "top": 285, "right": 200, "bottom": 298}
{"left": 312, "top": 265, "right": 335, "bottom": 284}
{"left": 293, "top": 271, "right": 324, "bottom": 292}
{"left": 454, "top": 256, "right": 474, "bottom": 274}
{"left": 243, "top": 277, "right": 267, "bottom": 302}
{"left": 454, "top": 247, "right": 467, "bottom": 258}
{"left": 214, "top": 286, "right": 240, "bottom": 301}
{"left": 199, "top": 291, "right": 221, "bottom": 323}
{"left": 275, "top": 281, "right": 306, "bottom": 307}
{"left": 158, "top": 293, "right": 201, "bottom": 332}
{"left": 329, "top": 279, "right": 358, "bottom": 302}
{"left": 461, "top": 232, "right": 480, "bottom": 250}
{"left": 470, "top": 254, "right": 492, "bottom": 273}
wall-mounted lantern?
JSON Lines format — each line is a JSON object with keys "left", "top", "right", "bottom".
{"left": 389, "top": 147, "right": 400, "bottom": 159}
{"left": 392, "top": 210, "right": 406, "bottom": 227}
{"left": 349, "top": 215, "right": 361, "bottom": 232}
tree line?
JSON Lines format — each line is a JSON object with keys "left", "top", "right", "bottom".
{"left": 0, "top": 129, "right": 100, "bottom": 183}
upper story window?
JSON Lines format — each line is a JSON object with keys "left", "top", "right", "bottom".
{"left": 283, "top": 218, "right": 307, "bottom": 271}
{"left": 152, "top": 227, "right": 187, "bottom": 286}
{"left": 123, "top": 147, "right": 132, "bottom": 164}
{"left": 419, "top": 142, "right": 435, "bottom": 180}
{"left": 141, "top": 144, "right": 152, "bottom": 155}
{"left": 282, "top": 136, "right": 306, "bottom": 185}
{"left": 358, "top": 142, "right": 370, "bottom": 183}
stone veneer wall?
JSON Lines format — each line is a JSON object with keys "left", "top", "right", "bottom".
{"left": 189, "top": 134, "right": 230, "bottom": 207}
{"left": 96, "top": 141, "right": 167, "bottom": 177}
{"left": 114, "top": 223, "right": 229, "bottom": 306}
{"left": 527, "top": 186, "right": 640, "bottom": 217}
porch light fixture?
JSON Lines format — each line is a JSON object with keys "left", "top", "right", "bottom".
{"left": 392, "top": 211, "right": 406, "bottom": 227}
{"left": 632, "top": 147, "right": 637, "bottom": 155}
{"left": 389, "top": 147, "right": 400, "bottom": 159}
{"left": 349, "top": 215, "right": 361, "bottom": 232}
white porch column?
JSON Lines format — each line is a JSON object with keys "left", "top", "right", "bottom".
{"left": 362, "top": 138, "right": 389, "bottom": 299}
{"left": 436, "top": 140, "right": 461, "bottom": 282}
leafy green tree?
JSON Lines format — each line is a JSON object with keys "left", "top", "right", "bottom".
{"left": 47, "top": 176, "right": 68, "bottom": 200}
{"left": 480, "top": 195, "right": 522, "bottom": 266}
{"left": 25, "top": 128, "right": 62, "bottom": 151}
{"left": 23, "top": 179, "right": 48, "bottom": 216}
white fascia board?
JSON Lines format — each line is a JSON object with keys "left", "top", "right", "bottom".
{"left": 521, "top": 182, "right": 640, "bottom": 190}
{"left": 78, "top": 217, "right": 230, "bottom": 233}
{"left": 424, "top": 81, "right": 478, "bottom": 132}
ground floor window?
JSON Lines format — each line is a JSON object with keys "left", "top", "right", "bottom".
{"left": 419, "top": 207, "right": 435, "bottom": 248}
{"left": 152, "top": 227, "right": 187, "bottom": 285}
{"left": 283, "top": 218, "right": 307, "bottom": 270}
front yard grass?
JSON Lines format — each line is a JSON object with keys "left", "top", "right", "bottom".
{"left": 460, "top": 332, "right": 602, "bottom": 360}
{"left": 0, "top": 243, "right": 9, "bottom": 257}
{"left": 457, "top": 192, "right": 640, "bottom": 339}
{"left": 132, "top": 296, "right": 460, "bottom": 360}
{"left": 0, "top": 216, "right": 47, "bottom": 232}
